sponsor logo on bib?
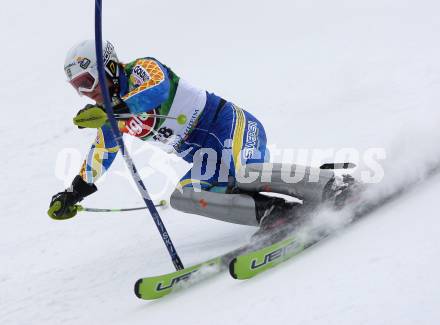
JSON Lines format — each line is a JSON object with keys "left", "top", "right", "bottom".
{"left": 131, "top": 65, "right": 150, "bottom": 86}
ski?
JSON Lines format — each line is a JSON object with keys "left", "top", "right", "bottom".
{"left": 230, "top": 235, "right": 311, "bottom": 279}
{"left": 229, "top": 164, "right": 440, "bottom": 280}
{"left": 134, "top": 245, "right": 249, "bottom": 300}
{"left": 229, "top": 232, "right": 325, "bottom": 279}
{"left": 136, "top": 163, "right": 440, "bottom": 298}
{"left": 134, "top": 236, "right": 283, "bottom": 299}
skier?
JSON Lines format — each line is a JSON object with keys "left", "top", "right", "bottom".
{"left": 48, "top": 40, "right": 355, "bottom": 234}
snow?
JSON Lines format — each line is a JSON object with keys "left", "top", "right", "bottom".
{"left": 1, "top": 0, "right": 440, "bottom": 324}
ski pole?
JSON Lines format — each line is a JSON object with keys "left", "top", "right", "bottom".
{"left": 114, "top": 112, "right": 188, "bottom": 125}
{"left": 95, "top": 0, "right": 184, "bottom": 271}
{"left": 76, "top": 200, "right": 168, "bottom": 213}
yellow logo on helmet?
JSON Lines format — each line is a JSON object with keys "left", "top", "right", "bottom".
{"left": 76, "top": 56, "right": 91, "bottom": 69}
{"left": 108, "top": 61, "right": 116, "bottom": 74}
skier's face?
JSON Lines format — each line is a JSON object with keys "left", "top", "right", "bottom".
{"left": 84, "top": 85, "right": 104, "bottom": 104}
{"left": 81, "top": 78, "right": 113, "bottom": 105}
{"left": 70, "top": 71, "right": 114, "bottom": 105}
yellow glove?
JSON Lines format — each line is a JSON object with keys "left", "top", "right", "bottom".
{"left": 73, "top": 104, "right": 108, "bottom": 129}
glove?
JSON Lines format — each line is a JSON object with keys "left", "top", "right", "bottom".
{"left": 48, "top": 175, "right": 97, "bottom": 220}
{"left": 112, "top": 98, "right": 130, "bottom": 114}
{"left": 73, "top": 104, "right": 108, "bottom": 129}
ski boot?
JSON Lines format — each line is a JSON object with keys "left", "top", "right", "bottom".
{"left": 322, "top": 174, "right": 361, "bottom": 209}
{"left": 251, "top": 194, "right": 301, "bottom": 243}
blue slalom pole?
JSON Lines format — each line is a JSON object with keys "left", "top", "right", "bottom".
{"left": 94, "top": 0, "right": 184, "bottom": 270}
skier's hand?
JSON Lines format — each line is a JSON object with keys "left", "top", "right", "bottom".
{"left": 48, "top": 191, "right": 80, "bottom": 220}
{"left": 47, "top": 175, "right": 97, "bottom": 220}
{"left": 73, "top": 104, "right": 107, "bottom": 129}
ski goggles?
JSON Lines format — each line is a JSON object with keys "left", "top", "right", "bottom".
{"left": 69, "top": 71, "right": 99, "bottom": 95}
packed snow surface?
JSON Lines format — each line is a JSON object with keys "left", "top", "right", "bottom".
{"left": 1, "top": 0, "right": 439, "bottom": 324}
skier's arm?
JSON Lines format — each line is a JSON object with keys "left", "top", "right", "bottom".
{"left": 48, "top": 119, "right": 119, "bottom": 220}
{"left": 121, "top": 58, "right": 170, "bottom": 113}
{"left": 79, "top": 123, "right": 119, "bottom": 184}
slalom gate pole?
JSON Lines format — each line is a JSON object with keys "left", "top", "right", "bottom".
{"left": 94, "top": 0, "right": 184, "bottom": 270}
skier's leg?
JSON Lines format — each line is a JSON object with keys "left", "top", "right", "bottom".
{"left": 171, "top": 180, "right": 298, "bottom": 226}
{"left": 236, "top": 163, "right": 334, "bottom": 205}
{"left": 171, "top": 186, "right": 259, "bottom": 226}
{"left": 236, "top": 163, "right": 358, "bottom": 209}
{"left": 170, "top": 103, "right": 279, "bottom": 226}
{"left": 170, "top": 157, "right": 266, "bottom": 226}
{"left": 218, "top": 104, "right": 353, "bottom": 208}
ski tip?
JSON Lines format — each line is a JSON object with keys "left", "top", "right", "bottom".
{"left": 134, "top": 279, "right": 142, "bottom": 299}
{"left": 229, "top": 258, "right": 238, "bottom": 279}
